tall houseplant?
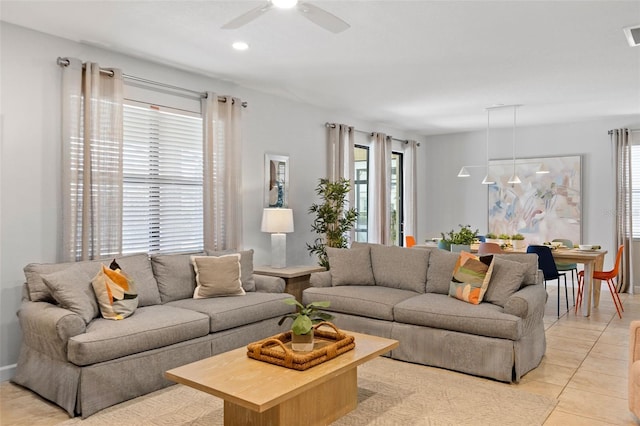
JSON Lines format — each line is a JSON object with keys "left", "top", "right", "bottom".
{"left": 306, "top": 178, "right": 358, "bottom": 269}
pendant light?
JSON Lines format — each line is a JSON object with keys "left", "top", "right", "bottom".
{"left": 482, "top": 108, "right": 495, "bottom": 185}
{"left": 507, "top": 105, "right": 521, "bottom": 184}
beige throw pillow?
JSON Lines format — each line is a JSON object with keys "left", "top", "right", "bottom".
{"left": 191, "top": 254, "right": 245, "bottom": 298}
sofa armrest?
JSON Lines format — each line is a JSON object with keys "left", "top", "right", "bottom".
{"left": 309, "top": 271, "right": 332, "bottom": 288}
{"left": 503, "top": 284, "right": 547, "bottom": 319}
{"left": 17, "top": 301, "right": 86, "bottom": 361}
{"left": 254, "top": 274, "right": 285, "bottom": 293}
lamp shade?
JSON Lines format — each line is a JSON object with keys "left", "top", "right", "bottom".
{"left": 261, "top": 208, "right": 294, "bottom": 233}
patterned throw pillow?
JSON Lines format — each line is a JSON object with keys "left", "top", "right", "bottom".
{"left": 91, "top": 260, "right": 138, "bottom": 320}
{"left": 448, "top": 251, "right": 495, "bottom": 304}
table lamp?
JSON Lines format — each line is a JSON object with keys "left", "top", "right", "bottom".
{"left": 261, "top": 208, "right": 294, "bottom": 268}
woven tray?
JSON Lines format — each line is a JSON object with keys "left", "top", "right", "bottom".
{"left": 246, "top": 322, "right": 355, "bottom": 370}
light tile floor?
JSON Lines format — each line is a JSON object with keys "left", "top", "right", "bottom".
{"left": 1, "top": 282, "right": 639, "bottom": 425}
{"left": 526, "top": 282, "right": 639, "bottom": 425}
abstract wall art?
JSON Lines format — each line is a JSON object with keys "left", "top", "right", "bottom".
{"left": 487, "top": 155, "right": 582, "bottom": 245}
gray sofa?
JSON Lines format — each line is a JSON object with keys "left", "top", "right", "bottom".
{"left": 303, "top": 243, "right": 547, "bottom": 383}
{"left": 12, "top": 250, "right": 294, "bottom": 418}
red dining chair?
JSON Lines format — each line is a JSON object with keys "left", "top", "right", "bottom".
{"left": 477, "top": 242, "right": 503, "bottom": 255}
{"left": 405, "top": 235, "right": 416, "bottom": 248}
{"left": 575, "top": 245, "right": 624, "bottom": 318}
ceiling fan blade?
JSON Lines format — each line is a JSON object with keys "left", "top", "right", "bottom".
{"left": 297, "top": 2, "right": 350, "bottom": 33}
{"left": 221, "top": 2, "right": 273, "bottom": 29}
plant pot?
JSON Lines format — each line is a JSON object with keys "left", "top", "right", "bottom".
{"left": 511, "top": 240, "right": 526, "bottom": 249}
{"left": 291, "top": 329, "right": 314, "bottom": 352}
{"left": 437, "top": 240, "right": 451, "bottom": 251}
{"left": 450, "top": 244, "right": 471, "bottom": 253}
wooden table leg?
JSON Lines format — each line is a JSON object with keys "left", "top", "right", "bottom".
{"left": 592, "top": 253, "right": 605, "bottom": 308}
{"left": 581, "top": 260, "right": 595, "bottom": 317}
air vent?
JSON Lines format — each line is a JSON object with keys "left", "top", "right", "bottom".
{"left": 623, "top": 25, "right": 640, "bottom": 47}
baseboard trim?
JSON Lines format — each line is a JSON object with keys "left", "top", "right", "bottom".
{"left": 0, "top": 364, "right": 16, "bottom": 382}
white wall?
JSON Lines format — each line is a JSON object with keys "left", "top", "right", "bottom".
{"left": 0, "top": 22, "right": 423, "bottom": 380}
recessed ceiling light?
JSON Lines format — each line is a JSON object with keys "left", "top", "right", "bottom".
{"left": 232, "top": 41, "right": 249, "bottom": 51}
{"left": 272, "top": 0, "right": 298, "bottom": 9}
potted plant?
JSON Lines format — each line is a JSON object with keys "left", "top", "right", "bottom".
{"left": 497, "top": 233, "right": 511, "bottom": 246}
{"left": 441, "top": 224, "right": 479, "bottom": 252}
{"left": 278, "top": 299, "right": 334, "bottom": 351}
{"left": 485, "top": 232, "right": 498, "bottom": 243}
{"left": 511, "top": 233, "right": 526, "bottom": 249}
{"left": 307, "top": 178, "right": 358, "bottom": 269}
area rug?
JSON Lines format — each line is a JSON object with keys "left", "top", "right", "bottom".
{"left": 60, "top": 357, "right": 556, "bottom": 425}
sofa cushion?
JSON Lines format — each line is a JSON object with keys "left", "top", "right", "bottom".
{"left": 151, "top": 252, "right": 205, "bottom": 303}
{"left": 166, "top": 292, "right": 293, "bottom": 333}
{"left": 24, "top": 253, "right": 161, "bottom": 307}
{"left": 206, "top": 249, "right": 257, "bottom": 292}
{"left": 393, "top": 293, "right": 523, "bottom": 340}
{"left": 191, "top": 254, "right": 245, "bottom": 298}
{"left": 425, "top": 249, "right": 459, "bottom": 294}
{"left": 91, "top": 264, "right": 138, "bottom": 320}
{"left": 484, "top": 257, "right": 528, "bottom": 307}
{"left": 303, "top": 286, "right": 418, "bottom": 321}
{"left": 448, "top": 252, "right": 494, "bottom": 304}
{"left": 326, "top": 247, "right": 375, "bottom": 286}
{"left": 370, "top": 245, "right": 430, "bottom": 293}
{"left": 67, "top": 305, "right": 210, "bottom": 366}
{"left": 41, "top": 264, "right": 99, "bottom": 324}
{"left": 493, "top": 254, "right": 538, "bottom": 285}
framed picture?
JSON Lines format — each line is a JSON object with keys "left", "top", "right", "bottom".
{"left": 264, "top": 153, "right": 289, "bottom": 208}
{"left": 487, "top": 155, "right": 582, "bottom": 244}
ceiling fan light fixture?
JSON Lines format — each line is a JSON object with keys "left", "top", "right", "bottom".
{"left": 272, "top": 0, "right": 298, "bottom": 9}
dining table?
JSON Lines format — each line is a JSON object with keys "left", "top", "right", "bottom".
{"left": 469, "top": 244, "right": 607, "bottom": 317}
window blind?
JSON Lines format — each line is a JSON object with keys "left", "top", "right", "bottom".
{"left": 122, "top": 102, "right": 204, "bottom": 254}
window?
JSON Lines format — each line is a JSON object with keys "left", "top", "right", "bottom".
{"left": 122, "top": 101, "right": 204, "bottom": 254}
{"left": 390, "top": 151, "right": 404, "bottom": 246}
{"left": 632, "top": 144, "right": 640, "bottom": 238}
{"left": 354, "top": 145, "right": 369, "bottom": 242}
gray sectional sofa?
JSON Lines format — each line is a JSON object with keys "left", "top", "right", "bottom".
{"left": 303, "top": 243, "right": 547, "bottom": 383}
{"left": 12, "top": 250, "right": 294, "bottom": 418}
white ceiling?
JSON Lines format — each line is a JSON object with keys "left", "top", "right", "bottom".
{"left": 2, "top": 0, "right": 640, "bottom": 135}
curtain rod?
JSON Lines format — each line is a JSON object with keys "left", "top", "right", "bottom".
{"left": 56, "top": 57, "right": 248, "bottom": 108}
{"left": 325, "top": 122, "right": 420, "bottom": 146}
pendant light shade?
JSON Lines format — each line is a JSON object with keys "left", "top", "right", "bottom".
{"left": 457, "top": 166, "right": 470, "bottom": 177}
{"left": 536, "top": 162, "right": 550, "bottom": 174}
{"left": 482, "top": 174, "right": 495, "bottom": 185}
{"left": 507, "top": 174, "right": 522, "bottom": 184}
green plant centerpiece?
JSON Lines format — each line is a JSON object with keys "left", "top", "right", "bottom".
{"left": 306, "top": 178, "right": 358, "bottom": 269}
{"left": 485, "top": 232, "right": 497, "bottom": 240}
{"left": 511, "top": 233, "right": 525, "bottom": 240}
{"left": 278, "top": 299, "right": 334, "bottom": 351}
{"left": 441, "top": 224, "right": 479, "bottom": 251}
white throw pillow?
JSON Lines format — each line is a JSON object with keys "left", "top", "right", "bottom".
{"left": 191, "top": 254, "right": 245, "bottom": 298}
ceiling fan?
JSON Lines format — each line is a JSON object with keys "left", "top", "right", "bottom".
{"left": 221, "top": 0, "right": 350, "bottom": 33}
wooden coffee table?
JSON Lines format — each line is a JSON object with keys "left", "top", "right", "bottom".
{"left": 165, "top": 331, "right": 398, "bottom": 426}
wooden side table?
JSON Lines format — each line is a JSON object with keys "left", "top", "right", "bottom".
{"left": 253, "top": 265, "right": 326, "bottom": 303}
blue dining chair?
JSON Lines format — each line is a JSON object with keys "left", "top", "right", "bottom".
{"left": 527, "top": 245, "right": 569, "bottom": 317}
{"left": 552, "top": 238, "right": 577, "bottom": 305}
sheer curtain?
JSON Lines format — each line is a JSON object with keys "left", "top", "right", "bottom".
{"left": 61, "top": 58, "right": 124, "bottom": 261}
{"left": 370, "top": 132, "right": 392, "bottom": 244}
{"left": 611, "top": 128, "right": 633, "bottom": 293}
{"left": 327, "top": 124, "right": 355, "bottom": 242}
{"left": 403, "top": 140, "right": 418, "bottom": 241}
{"left": 202, "top": 93, "right": 244, "bottom": 251}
